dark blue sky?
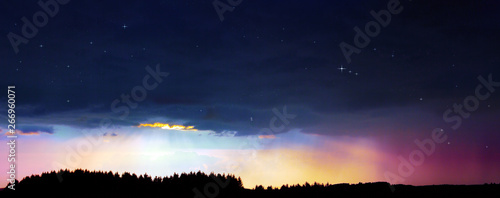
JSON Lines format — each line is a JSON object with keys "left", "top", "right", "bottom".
{"left": 1, "top": 0, "right": 499, "bottom": 142}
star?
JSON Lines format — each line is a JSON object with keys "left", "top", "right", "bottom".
{"left": 67, "top": 100, "right": 70, "bottom": 103}
{"left": 39, "top": 44, "right": 43, "bottom": 48}
{"left": 122, "top": 24, "right": 128, "bottom": 29}
{"left": 67, "top": 65, "right": 70, "bottom": 68}
{"left": 355, "top": 73, "right": 359, "bottom": 75}
{"left": 90, "top": 41, "right": 93, "bottom": 45}
{"left": 338, "top": 65, "right": 346, "bottom": 73}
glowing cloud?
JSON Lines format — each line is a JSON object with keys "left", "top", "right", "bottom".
{"left": 258, "top": 135, "right": 276, "bottom": 139}
{"left": 137, "top": 122, "right": 198, "bottom": 131}
{"left": 3, "top": 129, "right": 52, "bottom": 136}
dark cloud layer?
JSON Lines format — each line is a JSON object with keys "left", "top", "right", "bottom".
{"left": 0, "top": 0, "right": 499, "bottom": 139}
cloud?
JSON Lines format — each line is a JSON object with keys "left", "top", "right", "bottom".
{"left": 137, "top": 122, "right": 198, "bottom": 131}
{"left": 2, "top": 125, "right": 54, "bottom": 136}
{"left": 258, "top": 135, "right": 276, "bottom": 139}
{"left": 103, "top": 132, "right": 118, "bottom": 137}
{"left": 15, "top": 130, "right": 41, "bottom": 136}
{"left": 213, "top": 130, "right": 237, "bottom": 137}
{"left": 4, "top": 130, "right": 48, "bottom": 136}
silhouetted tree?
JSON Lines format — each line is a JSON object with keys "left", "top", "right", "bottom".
{"left": 2, "top": 169, "right": 499, "bottom": 198}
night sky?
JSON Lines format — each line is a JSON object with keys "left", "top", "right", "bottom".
{"left": 1, "top": 0, "right": 499, "bottom": 188}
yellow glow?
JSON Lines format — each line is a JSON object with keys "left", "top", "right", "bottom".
{"left": 234, "top": 146, "right": 384, "bottom": 188}
{"left": 258, "top": 135, "right": 276, "bottom": 139}
{"left": 137, "top": 122, "right": 198, "bottom": 131}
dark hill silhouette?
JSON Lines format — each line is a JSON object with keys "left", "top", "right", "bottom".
{"left": 2, "top": 169, "right": 499, "bottom": 198}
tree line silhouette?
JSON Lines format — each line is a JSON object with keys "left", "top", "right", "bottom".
{"left": 2, "top": 169, "right": 499, "bottom": 197}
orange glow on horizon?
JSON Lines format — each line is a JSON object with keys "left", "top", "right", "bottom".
{"left": 137, "top": 122, "right": 198, "bottom": 131}
{"left": 234, "top": 144, "right": 385, "bottom": 188}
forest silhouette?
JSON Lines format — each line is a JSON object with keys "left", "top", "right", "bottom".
{"left": 2, "top": 169, "right": 499, "bottom": 197}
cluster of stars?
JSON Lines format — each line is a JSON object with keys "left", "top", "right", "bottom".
{"left": 337, "top": 65, "right": 359, "bottom": 76}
